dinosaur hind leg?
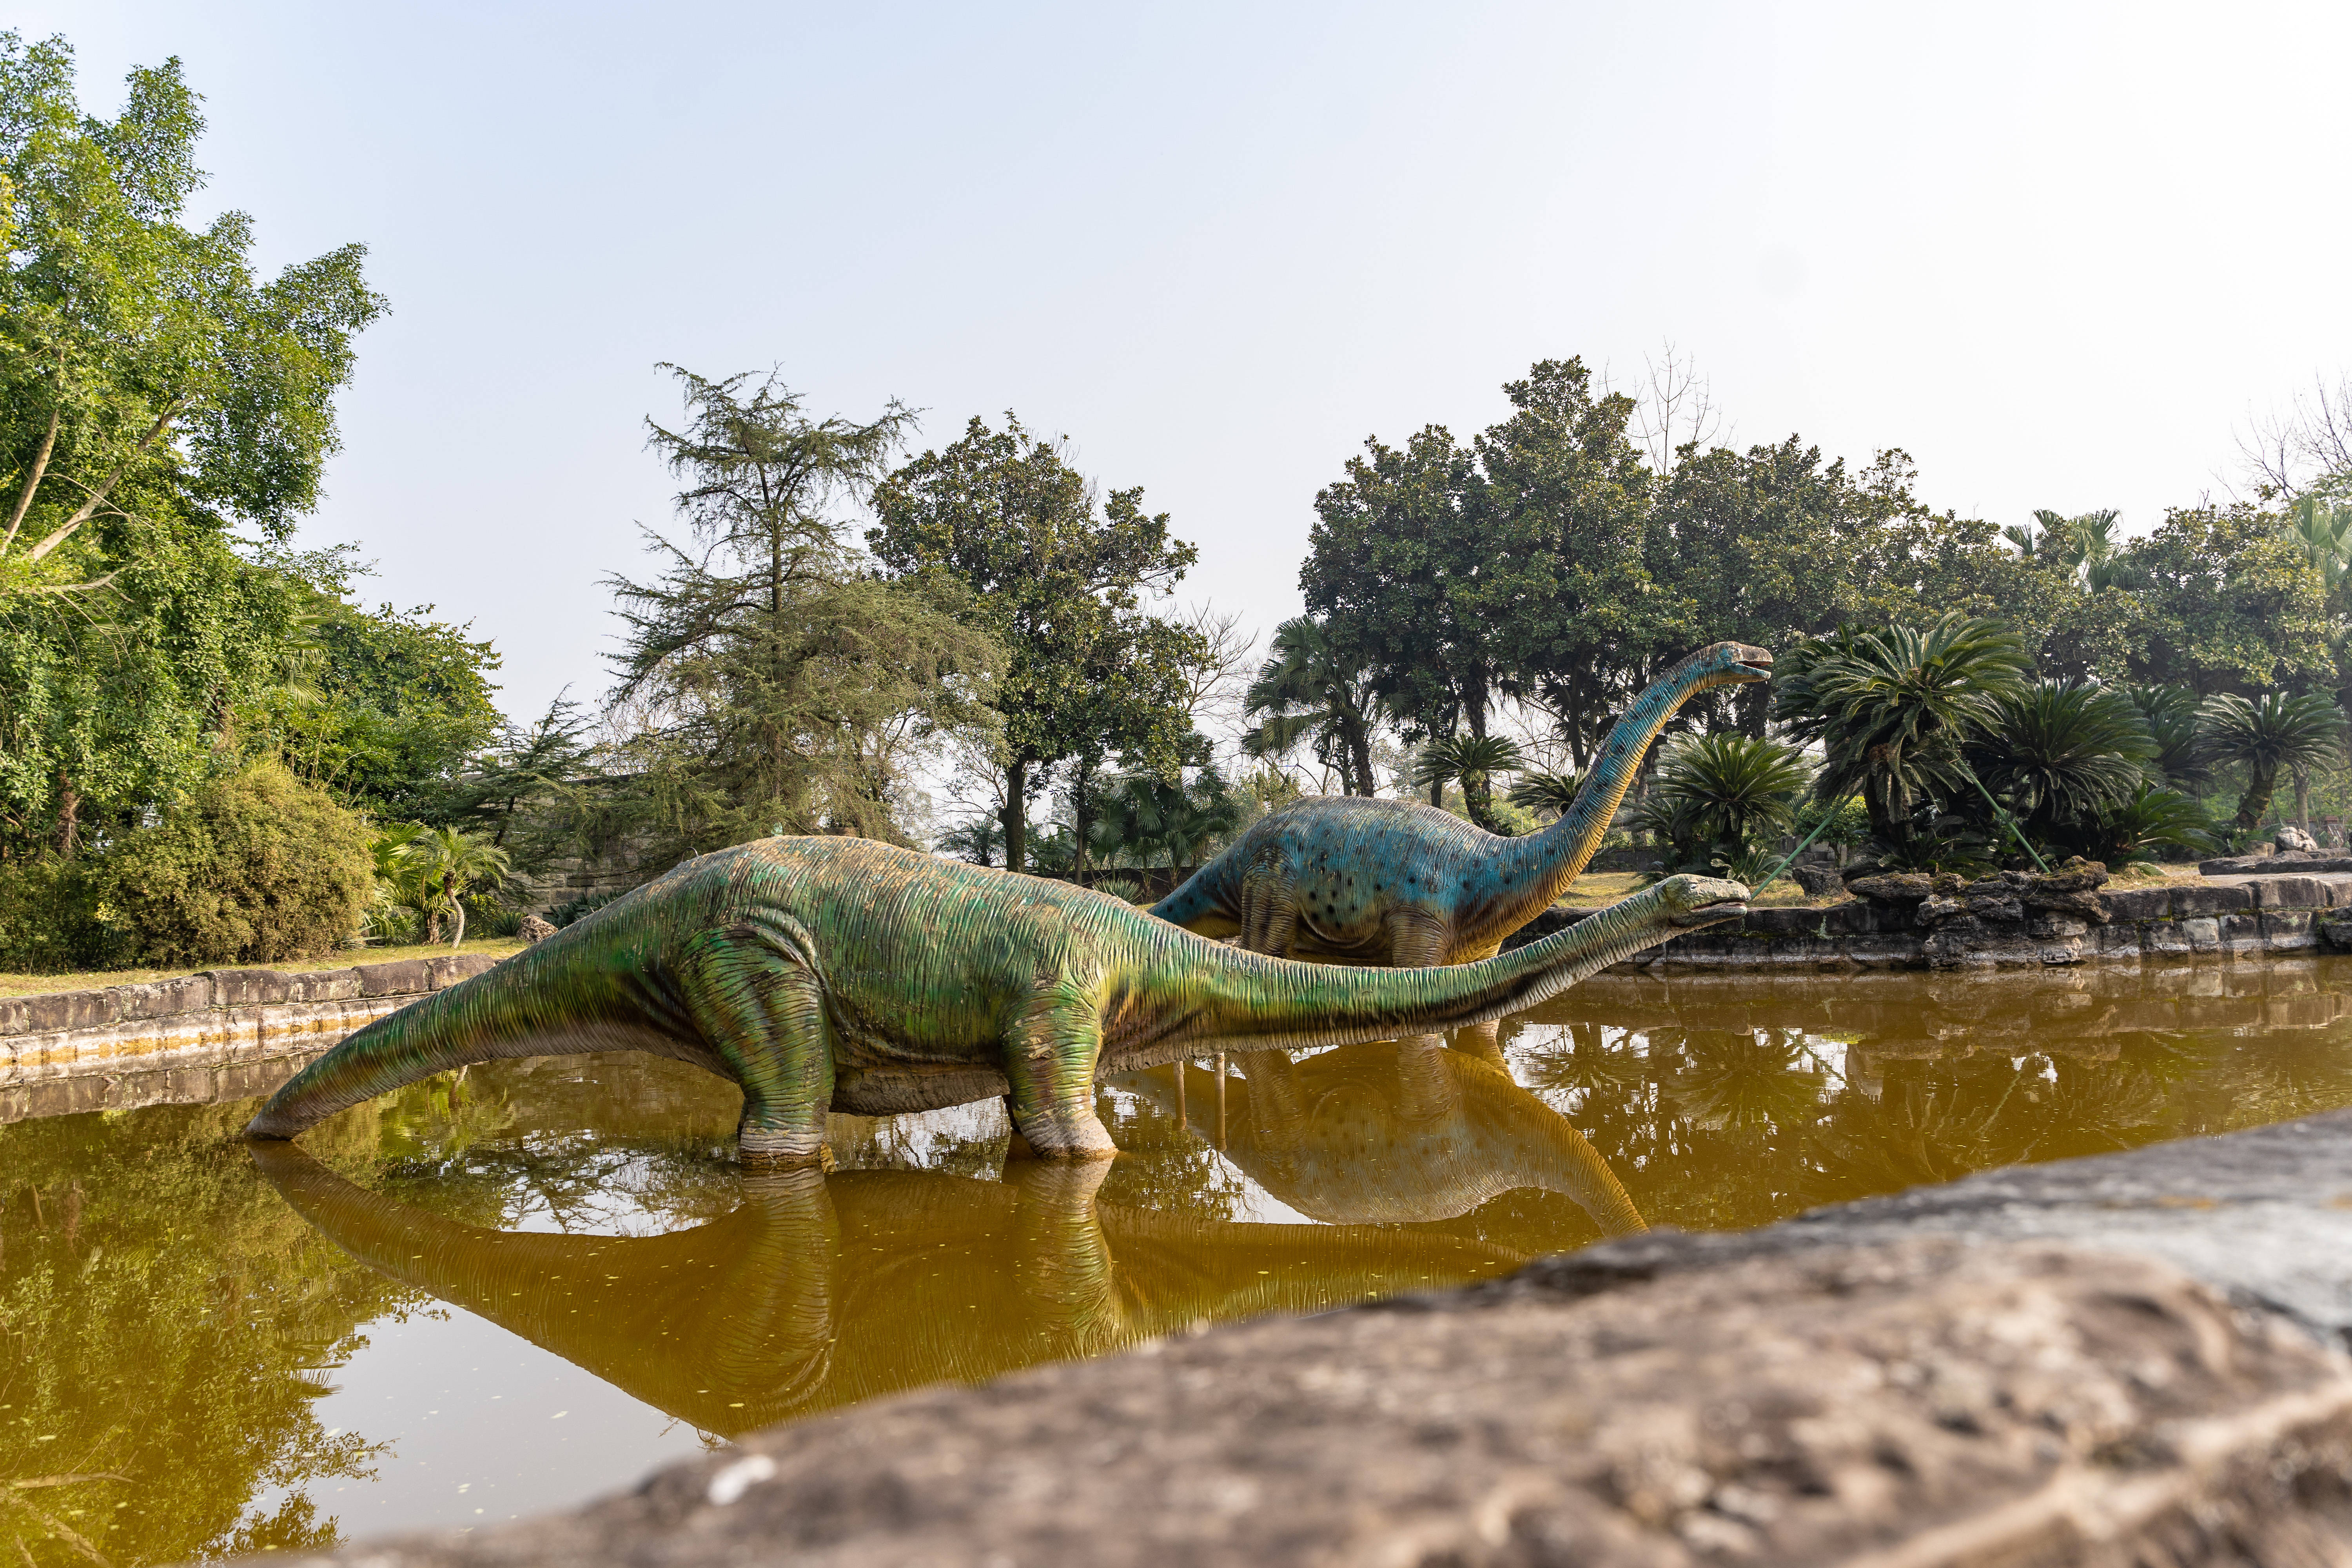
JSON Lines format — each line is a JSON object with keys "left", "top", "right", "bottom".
{"left": 1240, "top": 859, "right": 1300, "bottom": 956}
{"left": 678, "top": 919, "right": 837, "bottom": 1169}
{"left": 1002, "top": 980, "right": 1116, "bottom": 1160}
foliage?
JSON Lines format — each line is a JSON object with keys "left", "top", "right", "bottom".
{"left": 89, "top": 760, "right": 373, "bottom": 965}
{"left": 0, "top": 852, "right": 103, "bottom": 970}
{"left": 1507, "top": 768, "right": 1585, "bottom": 820}
{"left": 1302, "top": 360, "right": 1666, "bottom": 760}
{"left": 436, "top": 694, "right": 599, "bottom": 866}
{"left": 2118, "top": 504, "right": 2330, "bottom": 693}
{"left": 1775, "top": 613, "right": 2032, "bottom": 855}
{"left": 1407, "top": 733, "right": 1528, "bottom": 832}
{"left": 1630, "top": 733, "right": 1809, "bottom": 873}
{"left": 1239, "top": 615, "right": 1384, "bottom": 795}
{"left": 609, "top": 368, "right": 1002, "bottom": 865}
{"left": 1085, "top": 753, "right": 1247, "bottom": 870}
{"left": 936, "top": 813, "right": 1004, "bottom": 867}
{"left": 1966, "top": 680, "right": 2156, "bottom": 840}
{"left": 871, "top": 413, "right": 1200, "bottom": 872}
{"left": 2125, "top": 682, "right": 2207, "bottom": 787}
{"left": 261, "top": 584, "right": 503, "bottom": 824}
{"left": 0, "top": 32, "right": 386, "bottom": 583}
{"left": 2061, "top": 781, "right": 2217, "bottom": 866}
{"left": 375, "top": 822, "right": 511, "bottom": 947}
{"left": 0, "top": 36, "right": 386, "bottom": 865}
{"left": 1791, "top": 792, "right": 1871, "bottom": 849}
{"left": 2196, "top": 689, "right": 2346, "bottom": 831}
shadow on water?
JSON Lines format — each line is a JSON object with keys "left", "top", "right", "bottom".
{"left": 13, "top": 960, "right": 2352, "bottom": 1557}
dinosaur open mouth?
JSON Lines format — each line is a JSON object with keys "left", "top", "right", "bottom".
{"left": 1735, "top": 651, "right": 1773, "bottom": 673}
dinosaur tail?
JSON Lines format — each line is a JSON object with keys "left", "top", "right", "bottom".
{"left": 1169, "top": 877, "right": 1741, "bottom": 1054}
{"left": 243, "top": 938, "right": 651, "bottom": 1141}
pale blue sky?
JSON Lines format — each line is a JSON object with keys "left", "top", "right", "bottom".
{"left": 29, "top": 2, "right": 2352, "bottom": 721}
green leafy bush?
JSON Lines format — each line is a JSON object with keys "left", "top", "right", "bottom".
{"left": 0, "top": 855, "right": 110, "bottom": 972}
{"left": 94, "top": 762, "right": 374, "bottom": 965}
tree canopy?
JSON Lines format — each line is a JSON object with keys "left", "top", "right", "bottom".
{"left": 871, "top": 414, "right": 1201, "bottom": 872}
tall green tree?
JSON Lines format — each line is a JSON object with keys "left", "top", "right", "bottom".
{"left": 870, "top": 414, "right": 1200, "bottom": 872}
{"left": 0, "top": 34, "right": 384, "bottom": 857}
{"left": 2116, "top": 504, "right": 2330, "bottom": 693}
{"left": 608, "top": 368, "right": 1001, "bottom": 861}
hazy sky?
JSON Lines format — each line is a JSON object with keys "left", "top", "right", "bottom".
{"left": 30, "top": 2, "right": 2352, "bottom": 722}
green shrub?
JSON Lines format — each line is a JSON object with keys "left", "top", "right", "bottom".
{"left": 94, "top": 762, "right": 375, "bottom": 965}
{"left": 0, "top": 856, "right": 111, "bottom": 972}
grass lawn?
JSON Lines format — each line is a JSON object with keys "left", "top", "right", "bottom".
{"left": 0, "top": 936, "right": 530, "bottom": 999}
{"left": 1552, "top": 869, "right": 1842, "bottom": 911}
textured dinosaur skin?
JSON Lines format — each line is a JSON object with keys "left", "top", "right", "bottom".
{"left": 245, "top": 837, "right": 1748, "bottom": 1165}
{"left": 1151, "top": 641, "right": 1771, "bottom": 966}
{"left": 1118, "top": 1036, "right": 1644, "bottom": 1236}
{"left": 249, "top": 1144, "right": 1522, "bottom": 1435}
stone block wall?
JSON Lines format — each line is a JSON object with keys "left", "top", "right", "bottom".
{"left": 1506, "top": 873, "right": 2352, "bottom": 972}
{"left": 0, "top": 953, "right": 503, "bottom": 1123}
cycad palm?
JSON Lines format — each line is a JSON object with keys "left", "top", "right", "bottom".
{"left": 1507, "top": 768, "right": 1586, "bottom": 820}
{"left": 1632, "top": 733, "right": 1809, "bottom": 872}
{"left": 1775, "top": 613, "right": 2032, "bottom": 849}
{"left": 1240, "top": 617, "right": 1384, "bottom": 796}
{"left": 1969, "top": 680, "right": 2155, "bottom": 837}
{"left": 2197, "top": 690, "right": 2345, "bottom": 831}
{"left": 2124, "top": 684, "right": 2207, "bottom": 787}
{"left": 1409, "top": 733, "right": 1528, "bottom": 834}
{"left": 388, "top": 826, "right": 513, "bottom": 947}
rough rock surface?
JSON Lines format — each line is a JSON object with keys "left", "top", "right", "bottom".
{"left": 267, "top": 1109, "right": 2352, "bottom": 1568}
{"left": 516, "top": 913, "right": 558, "bottom": 944}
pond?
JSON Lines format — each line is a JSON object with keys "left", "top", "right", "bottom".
{"left": 7, "top": 960, "right": 2352, "bottom": 1561}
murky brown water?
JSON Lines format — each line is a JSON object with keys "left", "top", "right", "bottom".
{"left": 8, "top": 961, "right": 2352, "bottom": 1560}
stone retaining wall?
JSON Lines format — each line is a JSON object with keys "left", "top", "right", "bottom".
{"left": 0, "top": 953, "right": 501, "bottom": 1124}
{"left": 1509, "top": 871, "right": 2352, "bottom": 971}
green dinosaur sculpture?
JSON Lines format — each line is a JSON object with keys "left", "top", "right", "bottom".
{"left": 1151, "top": 641, "right": 1771, "bottom": 965}
{"left": 1118, "top": 1035, "right": 1644, "bottom": 1236}
{"left": 245, "top": 837, "right": 1747, "bottom": 1165}
{"left": 249, "top": 1145, "right": 1524, "bottom": 1434}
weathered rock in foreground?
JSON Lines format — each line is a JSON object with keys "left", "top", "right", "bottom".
{"left": 274, "top": 1111, "right": 2352, "bottom": 1568}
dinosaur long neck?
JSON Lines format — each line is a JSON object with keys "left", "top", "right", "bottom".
{"left": 1144, "top": 892, "right": 1706, "bottom": 1056}
{"left": 1475, "top": 651, "right": 1730, "bottom": 940}
{"left": 244, "top": 928, "right": 676, "bottom": 1140}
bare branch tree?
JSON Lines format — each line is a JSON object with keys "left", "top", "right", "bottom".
{"left": 2236, "top": 372, "right": 2352, "bottom": 499}
{"left": 1174, "top": 601, "right": 1259, "bottom": 753}
{"left": 1627, "top": 341, "right": 1725, "bottom": 477}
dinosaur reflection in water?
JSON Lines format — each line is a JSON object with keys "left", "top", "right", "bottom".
{"left": 250, "top": 1143, "right": 1521, "bottom": 1438}
{"left": 1116, "top": 1035, "right": 1645, "bottom": 1235}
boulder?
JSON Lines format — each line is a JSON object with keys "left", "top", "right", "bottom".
{"left": 518, "top": 914, "right": 558, "bottom": 944}
{"left": 2279, "top": 822, "right": 2322, "bottom": 854}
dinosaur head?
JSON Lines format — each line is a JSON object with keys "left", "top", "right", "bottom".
{"left": 1656, "top": 874, "right": 1752, "bottom": 927}
{"left": 1688, "top": 641, "right": 1773, "bottom": 692}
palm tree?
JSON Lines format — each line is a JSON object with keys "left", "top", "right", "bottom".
{"left": 1506, "top": 768, "right": 1586, "bottom": 820}
{"left": 379, "top": 825, "right": 514, "bottom": 947}
{"left": 1408, "top": 733, "right": 1528, "bottom": 834}
{"left": 2197, "top": 690, "right": 2346, "bottom": 832}
{"left": 1240, "top": 617, "right": 1385, "bottom": 796}
{"left": 1093, "top": 768, "right": 1247, "bottom": 871}
{"left": 2285, "top": 493, "right": 2352, "bottom": 601}
{"left": 2005, "top": 508, "right": 2136, "bottom": 592}
{"left": 937, "top": 815, "right": 1004, "bottom": 867}
{"left": 1774, "top": 614, "right": 2033, "bottom": 853}
{"left": 1630, "top": 733, "right": 1809, "bottom": 873}
{"left": 1967, "top": 680, "right": 2155, "bottom": 840}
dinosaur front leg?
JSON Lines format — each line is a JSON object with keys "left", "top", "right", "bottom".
{"left": 1002, "top": 981, "right": 1118, "bottom": 1160}
{"left": 680, "top": 925, "right": 837, "bottom": 1169}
